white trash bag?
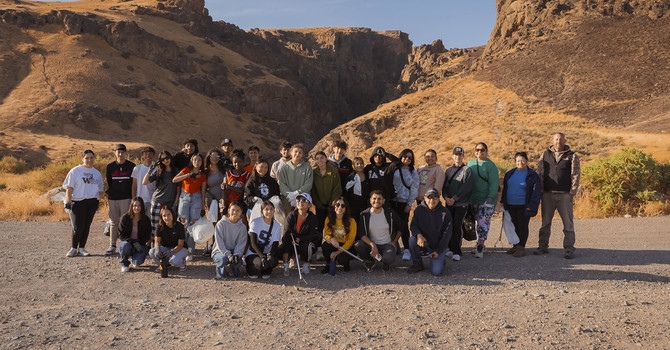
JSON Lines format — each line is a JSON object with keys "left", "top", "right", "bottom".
{"left": 191, "top": 216, "right": 215, "bottom": 244}
{"left": 502, "top": 208, "right": 520, "bottom": 245}
{"left": 207, "top": 200, "right": 218, "bottom": 223}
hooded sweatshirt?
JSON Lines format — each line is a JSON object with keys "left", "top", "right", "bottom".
{"left": 212, "top": 216, "right": 248, "bottom": 257}
{"left": 363, "top": 147, "right": 399, "bottom": 201}
{"left": 278, "top": 160, "right": 314, "bottom": 196}
{"left": 409, "top": 201, "right": 452, "bottom": 254}
{"left": 244, "top": 172, "right": 281, "bottom": 209}
{"left": 328, "top": 154, "right": 353, "bottom": 190}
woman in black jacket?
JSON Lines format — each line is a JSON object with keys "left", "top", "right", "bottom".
{"left": 244, "top": 159, "right": 281, "bottom": 211}
{"left": 277, "top": 193, "right": 320, "bottom": 276}
{"left": 117, "top": 197, "right": 153, "bottom": 272}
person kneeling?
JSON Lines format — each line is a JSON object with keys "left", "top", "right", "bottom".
{"left": 149, "top": 207, "right": 189, "bottom": 272}
{"left": 354, "top": 190, "right": 402, "bottom": 272}
{"left": 118, "top": 197, "right": 152, "bottom": 272}
{"left": 212, "top": 202, "right": 247, "bottom": 279}
{"left": 246, "top": 201, "right": 282, "bottom": 279}
{"left": 408, "top": 189, "right": 452, "bottom": 276}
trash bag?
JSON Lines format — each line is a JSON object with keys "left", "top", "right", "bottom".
{"left": 191, "top": 216, "right": 215, "bottom": 244}
{"left": 462, "top": 205, "right": 477, "bottom": 241}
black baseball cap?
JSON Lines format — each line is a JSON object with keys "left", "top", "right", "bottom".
{"left": 115, "top": 144, "right": 127, "bottom": 151}
{"left": 453, "top": 147, "right": 464, "bottom": 155}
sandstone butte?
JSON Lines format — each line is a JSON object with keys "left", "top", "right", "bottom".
{"left": 0, "top": 0, "right": 669, "bottom": 169}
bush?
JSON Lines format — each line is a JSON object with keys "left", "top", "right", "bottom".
{"left": 0, "top": 156, "right": 28, "bottom": 174}
{"left": 582, "top": 148, "right": 670, "bottom": 216}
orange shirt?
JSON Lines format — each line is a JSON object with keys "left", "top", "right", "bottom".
{"left": 225, "top": 170, "right": 249, "bottom": 204}
{"left": 180, "top": 167, "right": 207, "bottom": 194}
{"left": 296, "top": 216, "right": 305, "bottom": 233}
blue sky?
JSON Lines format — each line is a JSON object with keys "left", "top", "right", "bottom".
{"left": 34, "top": 0, "right": 497, "bottom": 48}
{"left": 208, "top": 1, "right": 497, "bottom": 48}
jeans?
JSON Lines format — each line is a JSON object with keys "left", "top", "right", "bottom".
{"left": 149, "top": 246, "right": 189, "bottom": 268}
{"left": 212, "top": 252, "right": 242, "bottom": 277}
{"left": 354, "top": 240, "right": 396, "bottom": 265}
{"left": 70, "top": 198, "right": 99, "bottom": 249}
{"left": 178, "top": 191, "right": 202, "bottom": 225}
{"left": 118, "top": 241, "right": 148, "bottom": 267}
{"left": 409, "top": 235, "right": 446, "bottom": 276}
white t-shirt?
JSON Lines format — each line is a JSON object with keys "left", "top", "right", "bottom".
{"left": 131, "top": 164, "right": 155, "bottom": 203}
{"left": 63, "top": 165, "right": 104, "bottom": 201}
{"left": 246, "top": 216, "right": 281, "bottom": 256}
{"left": 368, "top": 211, "right": 391, "bottom": 245}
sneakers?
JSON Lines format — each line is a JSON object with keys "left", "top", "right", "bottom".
{"left": 249, "top": 274, "right": 259, "bottom": 279}
{"left": 512, "top": 246, "right": 526, "bottom": 257}
{"left": 104, "top": 246, "right": 116, "bottom": 256}
{"left": 363, "top": 260, "right": 375, "bottom": 271}
{"left": 342, "top": 261, "right": 351, "bottom": 272}
{"left": 77, "top": 248, "right": 90, "bottom": 256}
{"left": 402, "top": 249, "right": 411, "bottom": 261}
{"left": 564, "top": 250, "right": 574, "bottom": 259}
{"left": 185, "top": 255, "right": 193, "bottom": 262}
{"left": 315, "top": 247, "right": 325, "bottom": 261}
{"left": 452, "top": 254, "right": 461, "bottom": 261}
{"left": 307, "top": 243, "right": 315, "bottom": 262}
{"left": 214, "top": 273, "right": 223, "bottom": 280}
{"left": 283, "top": 264, "right": 290, "bottom": 277}
{"left": 445, "top": 251, "right": 454, "bottom": 259}
{"left": 407, "top": 264, "right": 424, "bottom": 274}
{"left": 382, "top": 262, "right": 391, "bottom": 272}
{"left": 474, "top": 244, "right": 484, "bottom": 259}
{"left": 533, "top": 247, "right": 549, "bottom": 255}
{"left": 506, "top": 245, "right": 518, "bottom": 255}
{"left": 121, "top": 265, "right": 129, "bottom": 273}
{"left": 179, "top": 266, "right": 187, "bottom": 272}
{"left": 288, "top": 259, "right": 296, "bottom": 269}
{"left": 301, "top": 263, "right": 310, "bottom": 275}
{"left": 261, "top": 274, "right": 271, "bottom": 280}
{"left": 66, "top": 248, "right": 77, "bottom": 257}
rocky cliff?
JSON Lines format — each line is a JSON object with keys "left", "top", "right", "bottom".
{"left": 0, "top": 0, "right": 410, "bottom": 164}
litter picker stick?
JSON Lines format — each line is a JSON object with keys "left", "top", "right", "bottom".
{"left": 322, "top": 236, "right": 364, "bottom": 263}
{"left": 290, "top": 233, "right": 307, "bottom": 285}
{"left": 494, "top": 210, "right": 504, "bottom": 248}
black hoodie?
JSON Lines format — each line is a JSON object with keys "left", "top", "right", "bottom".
{"left": 409, "top": 200, "right": 452, "bottom": 255}
{"left": 244, "top": 172, "right": 281, "bottom": 209}
{"left": 363, "top": 146, "right": 399, "bottom": 201}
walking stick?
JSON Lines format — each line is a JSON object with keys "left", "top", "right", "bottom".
{"left": 494, "top": 210, "right": 505, "bottom": 248}
{"left": 290, "top": 233, "right": 307, "bottom": 286}
{"left": 322, "top": 236, "right": 371, "bottom": 272}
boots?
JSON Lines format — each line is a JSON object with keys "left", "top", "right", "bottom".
{"left": 512, "top": 246, "right": 526, "bottom": 257}
{"left": 506, "top": 245, "right": 519, "bottom": 255}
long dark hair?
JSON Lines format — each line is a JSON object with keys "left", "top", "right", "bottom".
{"left": 158, "top": 206, "right": 177, "bottom": 231}
{"left": 189, "top": 153, "right": 205, "bottom": 173}
{"left": 399, "top": 148, "right": 415, "bottom": 171}
{"left": 249, "top": 159, "right": 271, "bottom": 183}
{"left": 125, "top": 197, "right": 149, "bottom": 220}
{"left": 205, "top": 148, "right": 224, "bottom": 172}
{"left": 156, "top": 151, "right": 173, "bottom": 187}
{"left": 326, "top": 196, "right": 352, "bottom": 234}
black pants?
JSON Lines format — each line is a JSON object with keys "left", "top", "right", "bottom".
{"left": 71, "top": 198, "right": 99, "bottom": 249}
{"left": 506, "top": 205, "right": 530, "bottom": 247}
{"left": 391, "top": 201, "right": 410, "bottom": 250}
{"left": 321, "top": 241, "right": 355, "bottom": 266}
{"left": 314, "top": 205, "right": 328, "bottom": 247}
{"left": 245, "top": 254, "right": 278, "bottom": 276}
{"left": 277, "top": 238, "right": 316, "bottom": 263}
{"left": 447, "top": 205, "right": 466, "bottom": 256}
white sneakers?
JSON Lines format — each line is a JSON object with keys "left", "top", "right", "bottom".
{"left": 78, "top": 248, "right": 90, "bottom": 257}
{"left": 301, "top": 263, "right": 310, "bottom": 275}
{"left": 121, "top": 265, "right": 129, "bottom": 273}
{"left": 66, "top": 248, "right": 77, "bottom": 257}
{"left": 185, "top": 255, "right": 193, "bottom": 262}
{"left": 452, "top": 254, "right": 461, "bottom": 261}
{"left": 445, "top": 251, "right": 454, "bottom": 259}
{"left": 402, "top": 249, "right": 411, "bottom": 261}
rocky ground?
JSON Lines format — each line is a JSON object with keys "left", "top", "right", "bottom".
{"left": 1, "top": 216, "right": 668, "bottom": 349}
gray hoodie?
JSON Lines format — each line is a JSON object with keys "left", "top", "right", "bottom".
{"left": 212, "top": 216, "right": 248, "bottom": 257}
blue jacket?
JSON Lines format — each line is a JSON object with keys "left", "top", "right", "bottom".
{"left": 500, "top": 167, "right": 542, "bottom": 217}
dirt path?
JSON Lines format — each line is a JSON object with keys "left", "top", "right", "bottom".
{"left": 1, "top": 217, "right": 668, "bottom": 349}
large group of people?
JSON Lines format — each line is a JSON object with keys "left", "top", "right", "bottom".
{"left": 62, "top": 132, "right": 581, "bottom": 278}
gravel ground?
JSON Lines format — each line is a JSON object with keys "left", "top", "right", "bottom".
{"left": 1, "top": 216, "right": 668, "bottom": 349}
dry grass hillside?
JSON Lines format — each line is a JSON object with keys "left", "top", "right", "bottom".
{"left": 0, "top": 0, "right": 410, "bottom": 167}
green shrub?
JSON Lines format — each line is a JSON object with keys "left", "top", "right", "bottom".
{"left": 0, "top": 156, "right": 28, "bottom": 174}
{"left": 582, "top": 148, "right": 670, "bottom": 215}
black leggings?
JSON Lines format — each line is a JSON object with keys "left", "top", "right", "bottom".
{"left": 321, "top": 241, "right": 355, "bottom": 265}
{"left": 506, "top": 205, "right": 530, "bottom": 247}
{"left": 71, "top": 198, "right": 99, "bottom": 249}
{"left": 447, "top": 205, "right": 467, "bottom": 256}
{"left": 391, "top": 201, "right": 410, "bottom": 250}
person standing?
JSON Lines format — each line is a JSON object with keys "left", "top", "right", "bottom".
{"left": 392, "top": 149, "right": 419, "bottom": 261}
{"left": 173, "top": 139, "right": 199, "bottom": 172}
{"left": 63, "top": 150, "right": 104, "bottom": 257}
{"left": 416, "top": 149, "right": 445, "bottom": 205}
{"left": 344, "top": 157, "right": 370, "bottom": 222}
{"left": 172, "top": 153, "right": 207, "bottom": 258}
{"left": 354, "top": 190, "right": 402, "bottom": 272}
{"left": 270, "top": 141, "right": 292, "bottom": 180}
{"left": 311, "top": 151, "right": 342, "bottom": 233}
{"left": 117, "top": 197, "right": 152, "bottom": 272}
{"left": 466, "top": 142, "right": 499, "bottom": 259}
{"left": 535, "top": 133, "right": 580, "bottom": 259}
{"left": 105, "top": 144, "right": 136, "bottom": 256}
{"left": 131, "top": 147, "right": 156, "bottom": 217}
{"left": 501, "top": 152, "right": 542, "bottom": 257}
{"left": 364, "top": 147, "right": 399, "bottom": 202}
{"left": 221, "top": 151, "right": 250, "bottom": 215}
{"left": 442, "top": 147, "right": 474, "bottom": 262}
{"left": 220, "top": 138, "right": 234, "bottom": 171}
{"left": 278, "top": 143, "right": 313, "bottom": 208}
{"left": 328, "top": 140, "right": 353, "bottom": 191}
{"left": 142, "top": 151, "right": 178, "bottom": 235}
{"left": 243, "top": 145, "right": 261, "bottom": 174}
{"left": 407, "top": 189, "right": 452, "bottom": 276}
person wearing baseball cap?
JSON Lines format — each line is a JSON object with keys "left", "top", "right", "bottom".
{"left": 105, "top": 143, "right": 136, "bottom": 256}
{"left": 277, "top": 192, "right": 320, "bottom": 276}
{"left": 407, "top": 188, "right": 452, "bottom": 276}
{"left": 220, "top": 139, "right": 234, "bottom": 170}
{"left": 442, "top": 146, "right": 474, "bottom": 261}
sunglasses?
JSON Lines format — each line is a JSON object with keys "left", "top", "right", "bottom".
{"left": 160, "top": 158, "right": 170, "bottom": 162}
{"left": 334, "top": 202, "right": 345, "bottom": 208}
{"left": 475, "top": 148, "right": 487, "bottom": 152}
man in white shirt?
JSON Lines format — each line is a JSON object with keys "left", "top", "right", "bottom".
{"left": 131, "top": 147, "right": 156, "bottom": 216}
{"left": 354, "top": 190, "right": 402, "bottom": 271}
